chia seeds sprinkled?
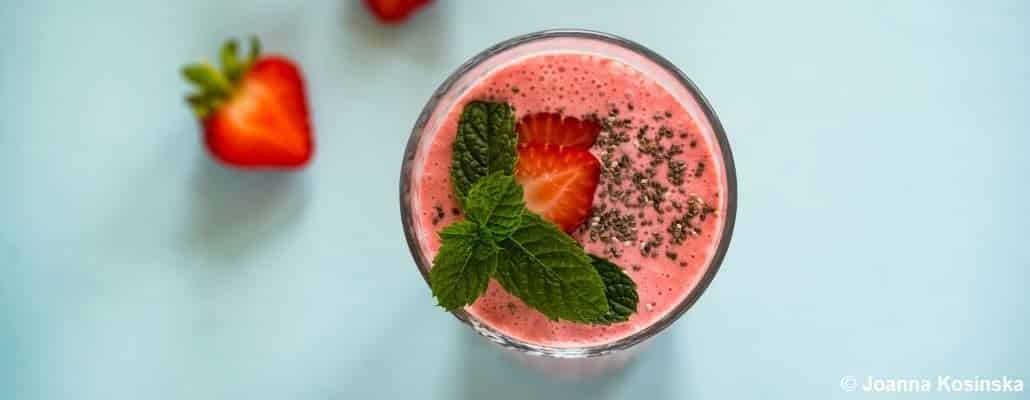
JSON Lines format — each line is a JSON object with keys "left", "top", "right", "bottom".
{"left": 605, "top": 246, "right": 623, "bottom": 259}
{"left": 639, "top": 233, "right": 664, "bottom": 258}
{"left": 587, "top": 205, "right": 638, "bottom": 245}
{"left": 600, "top": 130, "right": 631, "bottom": 148}
{"left": 668, "top": 160, "right": 687, "bottom": 186}
{"left": 667, "top": 143, "right": 684, "bottom": 158}
{"left": 577, "top": 104, "right": 719, "bottom": 269}
{"left": 666, "top": 196, "right": 715, "bottom": 245}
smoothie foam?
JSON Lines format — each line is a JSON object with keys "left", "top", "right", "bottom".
{"left": 411, "top": 51, "right": 727, "bottom": 347}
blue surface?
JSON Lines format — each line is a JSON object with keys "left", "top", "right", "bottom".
{"left": 2, "top": 1, "right": 1028, "bottom": 399}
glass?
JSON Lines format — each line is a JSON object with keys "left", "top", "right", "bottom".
{"left": 399, "top": 29, "right": 737, "bottom": 362}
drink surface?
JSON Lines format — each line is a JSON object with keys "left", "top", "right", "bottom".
{"left": 412, "top": 51, "right": 727, "bottom": 347}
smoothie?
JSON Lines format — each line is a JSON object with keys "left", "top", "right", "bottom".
{"left": 409, "top": 50, "right": 728, "bottom": 348}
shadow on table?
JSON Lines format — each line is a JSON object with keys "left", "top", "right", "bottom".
{"left": 181, "top": 154, "right": 310, "bottom": 263}
{"left": 456, "top": 328, "right": 683, "bottom": 400}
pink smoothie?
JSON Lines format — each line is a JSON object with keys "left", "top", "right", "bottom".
{"left": 411, "top": 52, "right": 728, "bottom": 347}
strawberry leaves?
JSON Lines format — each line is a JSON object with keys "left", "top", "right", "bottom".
{"left": 182, "top": 36, "right": 262, "bottom": 119}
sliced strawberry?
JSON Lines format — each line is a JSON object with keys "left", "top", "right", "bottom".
{"left": 363, "top": 0, "right": 432, "bottom": 24}
{"left": 183, "top": 38, "right": 313, "bottom": 169}
{"left": 517, "top": 113, "right": 602, "bottom": 151}
{"left": 515, "top": 144, "right": 600, "bottom": 233}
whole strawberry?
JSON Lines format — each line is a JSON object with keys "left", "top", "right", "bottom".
{"left": 182, "top": 37, "right": 313, "bottom": 169}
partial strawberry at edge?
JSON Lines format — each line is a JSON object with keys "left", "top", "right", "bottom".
{"left": 363, "top": 0, "right": 432, "bottom": 24}
{"left": 515, "top": 144, "right": 601, "bottom": 233}
{"left": 183, "top": 38, "right": 313, "bottom": 169}
{"left": 517, "top": 112, "right": 602, "bottom": 151}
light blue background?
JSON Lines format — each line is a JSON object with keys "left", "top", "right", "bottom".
{"left": 2, "top": 1, "right": 1028, "bottom": 399}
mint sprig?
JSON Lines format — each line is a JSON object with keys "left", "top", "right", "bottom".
{"left": 429, "top": 221, "right": 498, "bottom": 310}
{"left": 590, "top": 255, "right": 639, "bottom": 323}
{"left": 464, "top": 173, "right": 525, "bottom": 239}
{"left": 494, "top": 213, "right": 609, "bottom": 322}
{"left": 450, "top": 101, "right": 518, "bottom": 203}
{"left": 429, "top": 101, "right": 639, "bottom": 325}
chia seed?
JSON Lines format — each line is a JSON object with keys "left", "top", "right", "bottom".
{"left": 587, "top": 205, "right": 638, "bottom": 244}
{"left": 432, "top": 205, "right": 445, "bottom": 225}
{"left": 639, "top": 233, "right": 663, "bottom": 258}
{"left": 668, "top": 160, "right": 687, "bottom": 186}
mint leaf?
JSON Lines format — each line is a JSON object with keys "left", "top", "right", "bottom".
{"left": 429, "top": 221, "right": 499, "bottom": 311}
{"left": 464, "top": 173, "right": 525, "bottom": 239}
{"left": 590, "top": 255, "right": 639, "bottom": 323}
{"left": 450, "top": 101, "right": 518, "bottom": 202}
{"left": 493, "top": 213, "right": 610, "bottom": 323}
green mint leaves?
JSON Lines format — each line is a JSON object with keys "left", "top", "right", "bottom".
{"left": 590, "top": 256, "right": 639, "bottom": 323}
{"left": 464, "top": 173, "right": 525, "bottom": 239}
{"left": 429, "top": 221, "right": 498, "bottom": 310}
{"left": 494, "top": 213, "right": 609, "bottom": 322}
{"left": 450, "top": 101, "right": 518, "bottom": 203}
{"left": 429, "top": 101, "right": 639, "bottom": 325}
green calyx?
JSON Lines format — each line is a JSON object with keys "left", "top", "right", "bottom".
{"left": 182, "top": 36, "right": 262, "bottom": 119}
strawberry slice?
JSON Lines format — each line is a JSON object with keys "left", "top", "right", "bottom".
{"left": 363, "top": 0, "right": 432, "bottom": 24}
{"left": 517, "top": 113, "right": 602, "bottom": 151}
{"left": 183, "top": 37, "right": 313, "bottom": 169}
{"left": 515, "top": 144, "right": 601, "bottom": 233}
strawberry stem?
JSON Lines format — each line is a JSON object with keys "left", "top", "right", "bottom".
{"left": 221, "top": 39, "right": 242, "bottom": 85}
{"left": 182, "top": 36, "right": 263, "bottom": 119}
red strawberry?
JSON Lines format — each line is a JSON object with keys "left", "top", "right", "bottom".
{"left": 517, "top": 113, "right": 602, "bottom": 151}
{"left": 515, "top": 144, "right": 601, "bottom": 233}
{"left": 363, "top": 0, "right": 432, "bottom": 24}
{"left": 182, "top": 37, "right": 313, "bottom": 169}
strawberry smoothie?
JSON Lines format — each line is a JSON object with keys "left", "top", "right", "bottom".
{"left": 406, "top": 39, "right": 731, "bottom": 348}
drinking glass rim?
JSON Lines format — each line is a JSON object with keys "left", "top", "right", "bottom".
{"left": 399, "top": 29, "right": 737, "bottom": 358}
